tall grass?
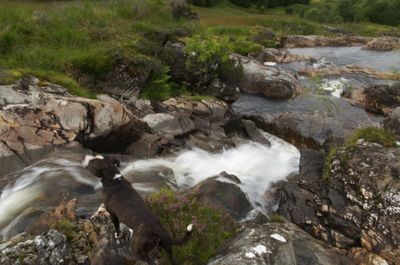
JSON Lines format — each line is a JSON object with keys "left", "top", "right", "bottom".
{"left": 0, "top": 0, "right": 194, "bottom": 96}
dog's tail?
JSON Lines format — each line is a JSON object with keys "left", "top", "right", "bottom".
{"left": 169, "top": 224, "right": 193, "bottom": 245}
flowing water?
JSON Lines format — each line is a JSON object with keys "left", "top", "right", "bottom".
{"left": 289, "top": 46, "right": 400, "bottom": 72}
{"left": 0, "top": 134, "right": 299, "bottom": 240}
{"left": 282, "top": 46, "right": 400, "bottom": 98}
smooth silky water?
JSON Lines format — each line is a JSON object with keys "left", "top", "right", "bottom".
{"left": 0, "top": 134, "right": 299, "bottom": 240}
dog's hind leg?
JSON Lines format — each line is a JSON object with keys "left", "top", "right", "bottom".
{"left": 110, "top": 212, "right": 122, "bottom": 239}
{"left": 164, "top": 245, "right": 177, "bottom": 265}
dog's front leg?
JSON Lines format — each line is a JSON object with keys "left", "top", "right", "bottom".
{"left": 110, "top": 212, "right": 122, "bottom": 239}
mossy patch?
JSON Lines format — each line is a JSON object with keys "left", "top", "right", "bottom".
{"left": 53, "top": 219, "right": 78, "bottom": 241}
{"left": 345, "top": 127, "right": 397, "bottom": 149}
{"left": 146, "top": 188, "right": 238, "bottom": 265}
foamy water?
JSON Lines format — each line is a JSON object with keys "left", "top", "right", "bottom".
{"left": 122, "top": 133, "right": 300, "bottom": 212}
{"left": 0, "top": 134, "right": 300, "bottom": 239}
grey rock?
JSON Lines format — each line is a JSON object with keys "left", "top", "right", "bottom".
{"left": 208, "top": 222, "right": 352, "bottom": 265}
{"left": 230, "top": 53, "right": 301, "bottom": 99}
{"left": 193, "top": 178, "right": 252, "bottom": 221}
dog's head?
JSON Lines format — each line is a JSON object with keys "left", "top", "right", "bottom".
{"left": 82, "top": 155, "right": 122, "bottom": 181}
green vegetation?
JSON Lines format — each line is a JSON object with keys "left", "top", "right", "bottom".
{"left": 146, "top": 188, "right": 238, "bottom": 265}
{"left": 1, "top": 0, "right": 399, "bottom": 100}
{"left": 345, "top": 127, "right": 397, "bottom": 149}
{"left": 322, "top": 146, "right": 338, "bottom": 181}
{"left": 269, "top": 213, "right": 285, "bottom": 223}
{"left": 53, "top": 219, "right": 78, "bottom": 241}
{"left": 0, "top": 0, "right": 195, "bottom": 97}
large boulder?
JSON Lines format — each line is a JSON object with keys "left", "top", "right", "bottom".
{"left": 364, "top": 83, "right": 400, "bottom": 115}
{"left": 193, "top": 177, "right": 252, "bottom": 221}
{"left": 247, "top": 112, "right": 346, "bottom": 150}
{"left": 280, "top": 35, "right": 371, "bottom": 48}
{"left": 208, "top": 221, "right": 352, "bottom": 265}
{"left": 383, "top": 107, "right": 400, "bottom": 135}
{"left": 278, "top": 141, "right": 400, "bottom": 264}
{"left": 230, "top": 54, "right": 301, "bottom": 99}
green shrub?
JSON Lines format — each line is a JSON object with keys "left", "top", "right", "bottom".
{"left": 146, "top": 188, "right": 238, "bottom": 265}
{"left": 53, "top": 219, "right": 78, "bottom": 241}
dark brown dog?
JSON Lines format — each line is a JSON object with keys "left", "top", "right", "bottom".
{"left": 83, "top": 155, "right": 192, "bottom": 265}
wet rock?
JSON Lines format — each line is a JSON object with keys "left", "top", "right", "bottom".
{"left": 364, "top": 83, "right": 400, "bottom": 115}
{"left": 193, "top": 178, "right": 252, "bottom": 221}
{"left": 280, "top": 35, "right": 371, "bottom": 48}
{"left": 249, "top": 48, "right": 314, "bottom": 63}
{"left": 278, "top": 142, "right": 400, "bottom": 264}
{"left": 362, "top": 37, "right": 400, "bottom": 52}
{"left": 208, "top": 222, "right": 352, "bottom": 265}
{"left": 383, "top": 107, "right": 400, "bottom": 135}
{"left": 230, "top": 53, "right": 301, "bottom": 99}
{"left": 224, "top": 118, "right": 271, "bottom": 146}
{"left": 254, "top": 111, "right": 345, "bottom": 150}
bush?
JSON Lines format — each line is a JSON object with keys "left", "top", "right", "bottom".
{"left": 146, "top": 189, "right": 238, "bottom": 265}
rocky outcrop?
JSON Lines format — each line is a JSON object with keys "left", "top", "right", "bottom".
{"left": 208, "top": 221, "right": 352, "bottom": 265}
{"left": 249, "top": 48, "right": 314, "bottom": 63}
{"left": 0, "top": 79, "right": 142, "bottom": 175}
{"left": 383, "top": 107, "right": 400, "bottom": 135}
{"left": 0, "top": 230, "right": 72, "bottom": 265}
{"left": 230, "top": 53, "right": 301, "bottom": 99}
{"left": 343, "top": 83, "right": 400, "bottom": 115}
{"left": 280, "top": 35, "right": 371, "bottom": 48}
{"left": 0, "top": 205, "right": 135, "bottom": 265}
{"left": 278, "top": 142, "right": 400, "bottom": 264}
{"left": 362, "top": 37, "right": 400, "bottom": 51}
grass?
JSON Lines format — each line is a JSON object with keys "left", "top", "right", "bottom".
{"left": 345, "top": 127, "right": 397, "bottom": 149}
{"left": 269, "top": 214, "right": 285, "bottom": 223}
{"left": 0, "top": 0, "right": 195, "bottom": 98}
{"left": 146, "top": 188, "right": 238, "bottom": 265}
{"left": 192, "top": 0, "right": 400, "bottom": 38}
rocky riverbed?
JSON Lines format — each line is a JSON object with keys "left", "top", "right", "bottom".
{"left": 1, "top": 34, "right": 400, "bottom": 265}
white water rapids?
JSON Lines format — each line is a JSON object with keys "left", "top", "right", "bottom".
{"left": 122, "top": 133, "right": 300, "bottom": 212}
{"left": 0, "top": 133, "right": 300, "bottom": 240}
